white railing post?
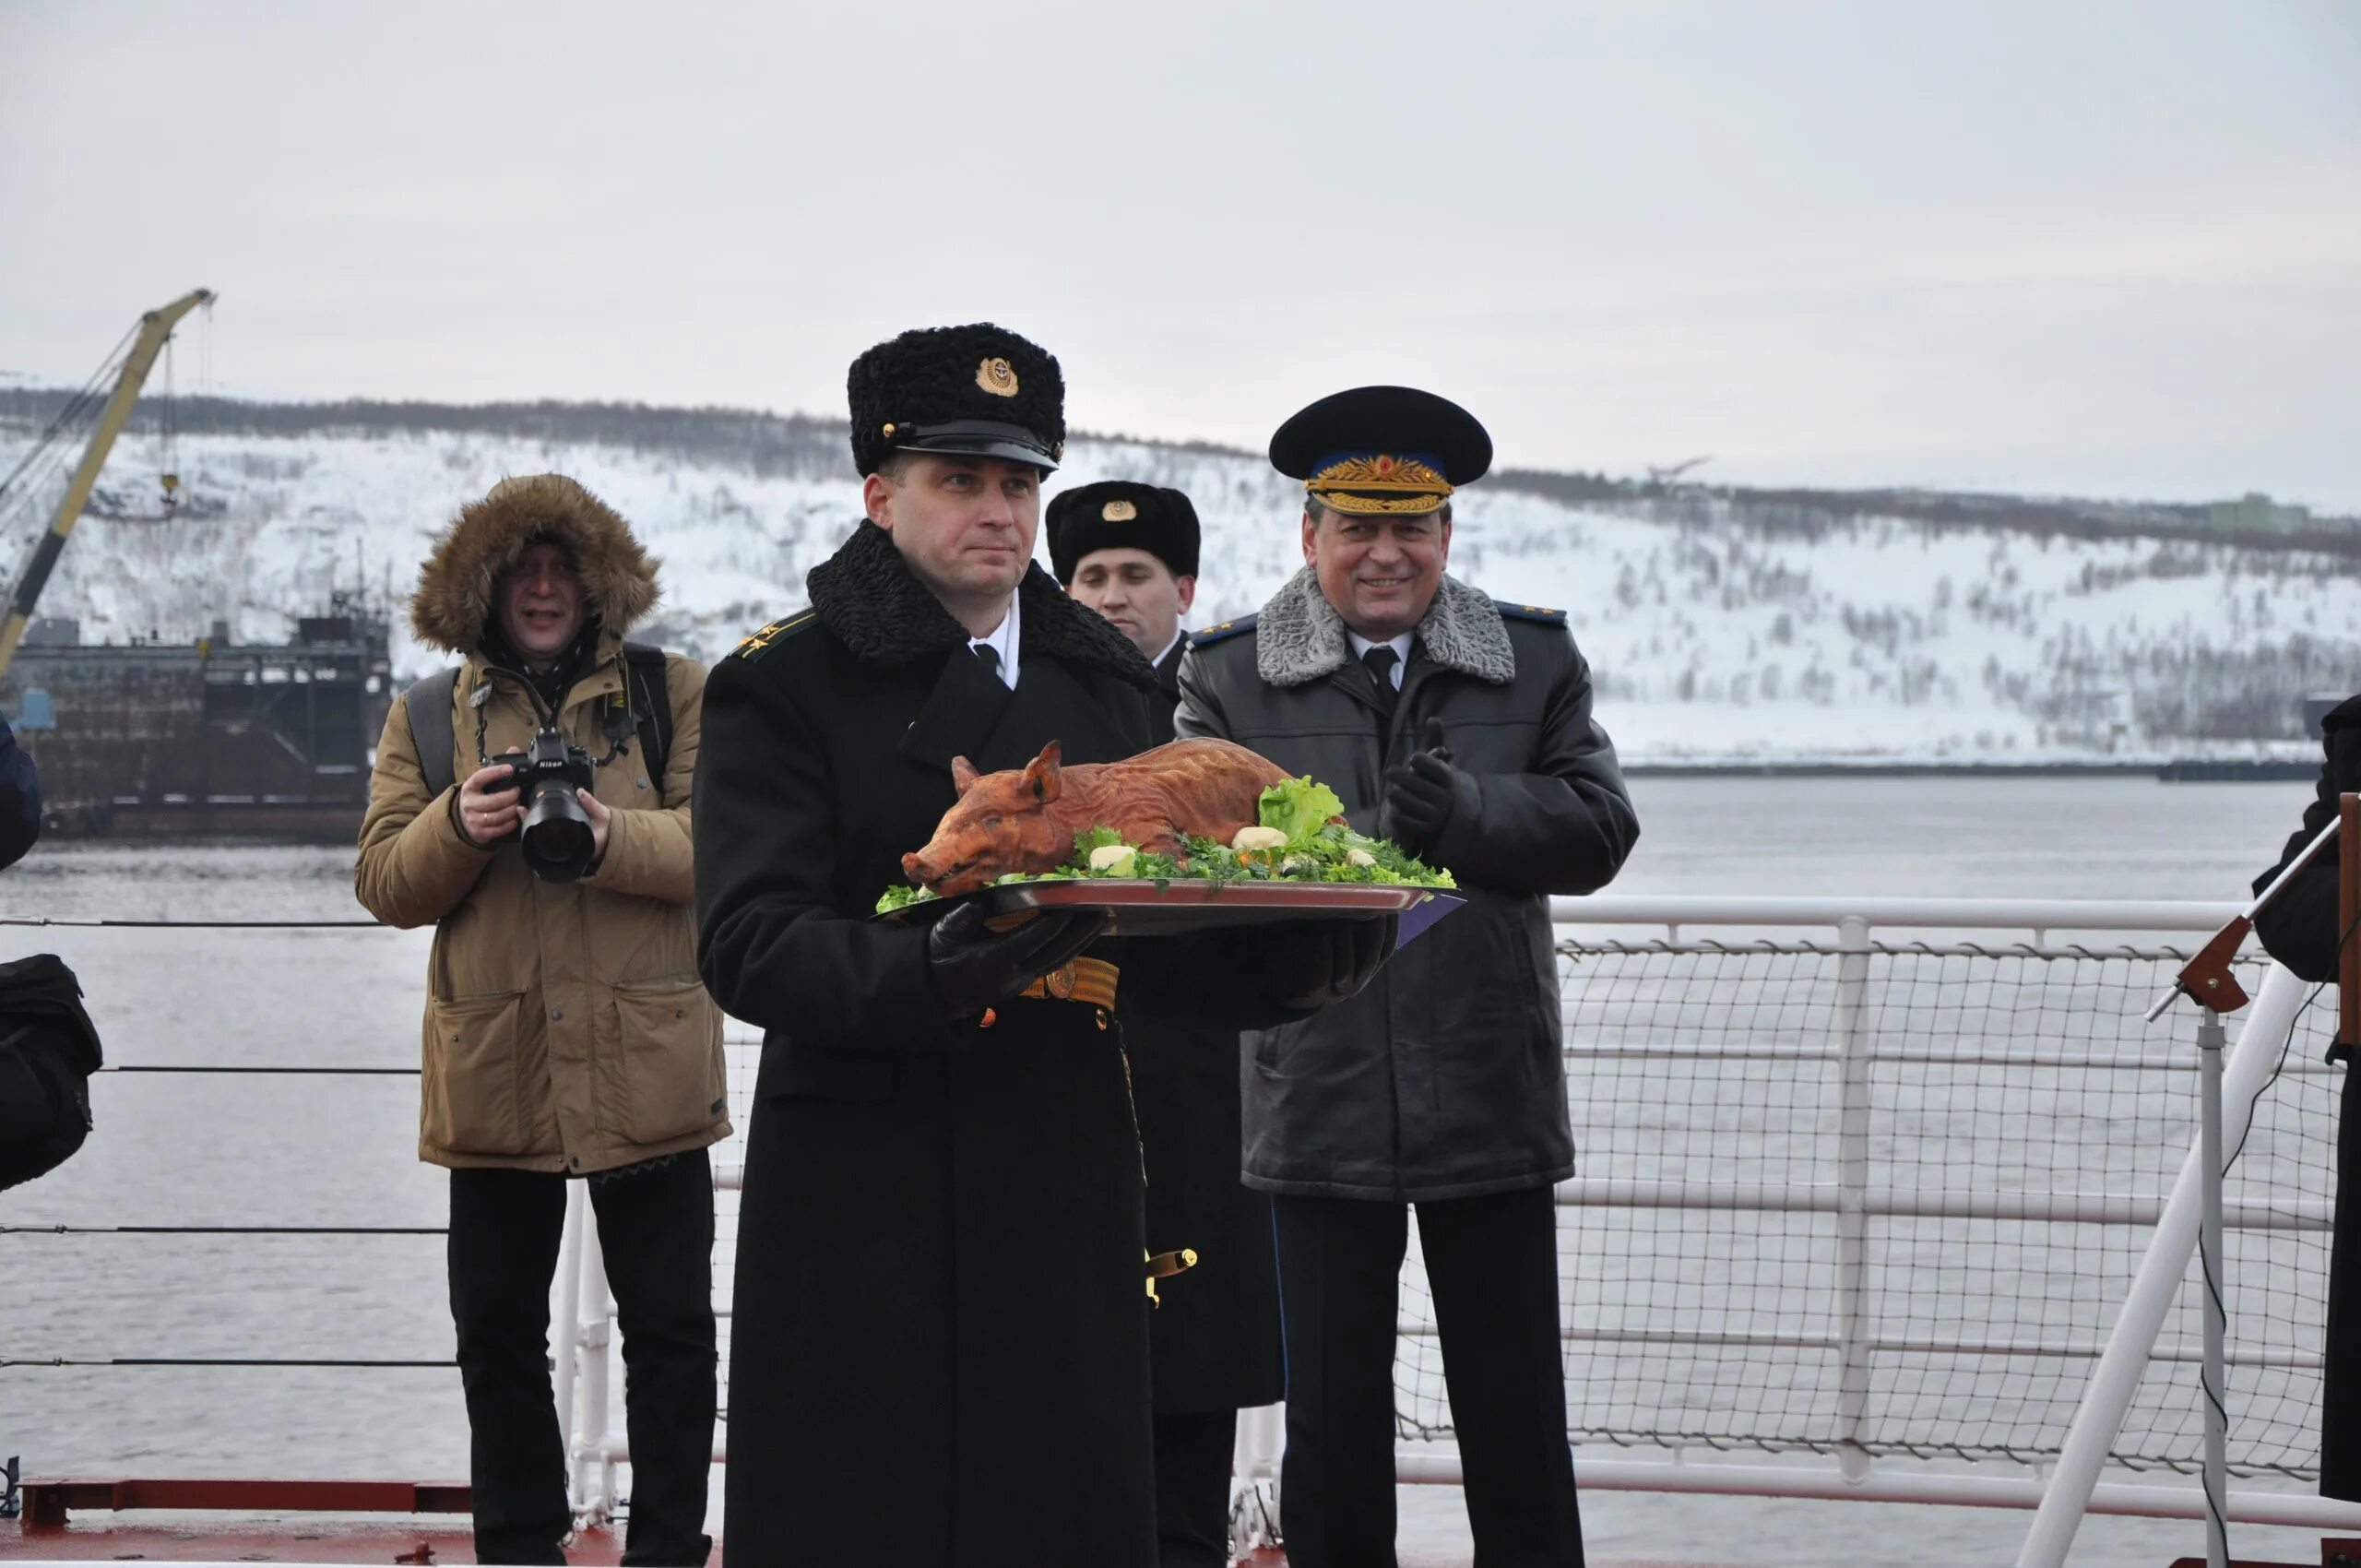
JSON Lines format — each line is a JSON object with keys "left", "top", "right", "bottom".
{"left": 1230, "top": 1402, "right": 1284, "bottom": 1554}
{"left": 571, "top": 1202, "right": 617, "bottom": 1524}
{"left": 1832, "top": 913, "right": 1875, "bottom": 1482}
{"left": 2198, "top": 1008, "right": 2230, "bottom": 1568}
{"left": 552, "top": 1181, "right": 587, "bottom": 1480}
{"left": 2017, "top": 964, "right": 2307, "bottom": 1568}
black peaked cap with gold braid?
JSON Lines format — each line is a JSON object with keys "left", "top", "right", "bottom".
{"left": 847, "top": 323, "right": 1065, "bottom": 478}
{"left": 1269, "top": 385, "right": 1492, "bottom": 517}
{"left": 1045, "top": 481, "right": 1201, "bottom": 584}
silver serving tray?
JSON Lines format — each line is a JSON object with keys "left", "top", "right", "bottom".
{"left": 876, "top": 878, "right": 1459, "bottom": 938}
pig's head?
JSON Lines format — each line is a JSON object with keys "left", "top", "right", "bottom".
{"left": 900, "top": 742, "right": 1071, "bottom": 896}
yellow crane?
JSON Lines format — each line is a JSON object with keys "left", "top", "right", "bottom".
{"left": 0, "top": 287, "right": 216, "bottom": 681}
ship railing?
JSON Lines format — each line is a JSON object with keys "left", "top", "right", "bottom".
{"left": 526, "top": 896, "right": 2361, "bottom": 1557}
{"left": 10, "top": 896, "right": 2353, "bottom": 1562}
{"left": 1487, "top": 897, "right": 2350, "bottom": 1568}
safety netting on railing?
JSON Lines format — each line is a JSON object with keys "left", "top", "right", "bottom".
{"left": 10, "top": 912, "right": 2334, "bottom": 1488}
{"left": 1382, "top": 940, "right": 2337, "bottom": 1479}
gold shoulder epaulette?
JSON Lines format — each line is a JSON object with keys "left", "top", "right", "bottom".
{"left": 732, "top": 610, "right": 816, "bottom": 662}
{"left": 1492, "top": 600, "right": 1568, "bottom": 625}
{"left": 1186, "top": 613, "right": 1259, "bottom": 649}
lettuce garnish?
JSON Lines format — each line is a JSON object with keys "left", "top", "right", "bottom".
{"left": 1258, "top": 776, "right": 1347, "bottom": 849}
{"left": 874, "top": 773, "right": 1453, "bottom": 913}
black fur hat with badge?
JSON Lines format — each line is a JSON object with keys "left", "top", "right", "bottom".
{"left": 846, "top": 323, "right": 1066, "bottom": 478}
{"left": 1045, "top": 481, "right": 1202, "bottom": 585}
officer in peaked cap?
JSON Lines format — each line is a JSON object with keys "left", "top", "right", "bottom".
{"left": 694, "top": 327, "right": 1396, "bottom": 1567}
{"left": 1266, "top": 383, "right": 1495, "bottom": 519}
{"left": 1176, "top": 383, "right": 1639, "bottom": 1568}
{"left": 1049, "top": 481, "right": 1201, "bottom": 725}
{"left": 1052, "top": 478, "right": 1285, "bottom": 1567}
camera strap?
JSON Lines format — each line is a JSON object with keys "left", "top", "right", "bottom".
{"left": 404, "top": 648, "right": 673, "bottom": 804}
{"left": 403, "top": 666, "right": 466, "bottom": 801}
{"left": 621, "top": 643, "right": 674, "bottom": 803}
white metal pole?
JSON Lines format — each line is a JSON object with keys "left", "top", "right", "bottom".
{"left": 574, "top": 1204, "right": 617, "bottom": 1523}
{"left": 2017, "top": 964, "right": 2305, "bottom": 1568}
{"left": 1230, "top": 1402, "right": 1285, "bottom": 1554}
{"left": 1831, "top": 914, "right": 1874, "bottom": 1482}
{"left": 552, "top": 1180, "right": 587, "bottom": 1500}
{"left": 2198, "top": 1009, "right": 2229, "bottom": 1568}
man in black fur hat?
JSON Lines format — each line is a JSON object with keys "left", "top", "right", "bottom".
{"left": 1052, "top": 480, "right": 1283, "bottom": 1566}
{"left": 693, "top": 325, "right": 1394, "bottom": 1566}
{"left": 1051, "top": 481, "right": 1200, "bottom": 722}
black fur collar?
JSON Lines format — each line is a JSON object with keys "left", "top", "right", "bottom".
{"left": 806, "top": 521, "right": 1159, "bottom": 691}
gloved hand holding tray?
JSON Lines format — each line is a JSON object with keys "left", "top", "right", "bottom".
{"left": 872, "top": 738, "right": 1464, "bottom": 942}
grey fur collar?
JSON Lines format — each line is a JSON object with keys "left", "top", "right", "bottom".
{"left": 1255, "top": 566, "right": 1515, "bottom": 687}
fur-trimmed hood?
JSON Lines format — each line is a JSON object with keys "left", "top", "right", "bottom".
{"left": 806, "top": 521, "right": 1158, "bottom": 691}
{"left": 409, "top": 475, "right": 660, "bottom": 654}
{"left": 1255, "top": 565, "right": 1515, "bottom": 687}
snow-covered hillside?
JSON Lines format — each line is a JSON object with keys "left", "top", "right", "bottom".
{"left": 4, "top": 408, "right": 2355, "bottom": 765}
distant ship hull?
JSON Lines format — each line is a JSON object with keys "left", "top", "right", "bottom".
{"left": 1, "top": 608, "right": 392, "bottom": 842}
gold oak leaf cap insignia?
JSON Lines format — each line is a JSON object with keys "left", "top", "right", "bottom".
{"left": 846, "top": 323, "right": 1063, "bottom": 474}
{"left": 977, "top": 357, "right": 1019, "bottom": 397}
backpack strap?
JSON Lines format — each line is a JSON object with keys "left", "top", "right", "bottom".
{"left": 623, "top": 642, "right": 673, "bottom": 803}
{"left": 402, "top": 667, "right": 463, "bottom": 800}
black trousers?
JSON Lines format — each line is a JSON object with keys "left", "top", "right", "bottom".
{"left": 1153, "top": 1408, "right": 1238, "bottom": 1568}
{"left": 1274, "top": 1186, "right": 1583, "bottom": 1568}
{"left": 449, "top": 1153, "right": 718, "bottom": 1566}
{"left": 2324, "top": 1061, "right": 2361, "bottom": 1500}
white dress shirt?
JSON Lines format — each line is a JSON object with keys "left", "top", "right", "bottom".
{"left": 967, "top": 588, "right": 1022, "bottom": 690}
{"left": 1345, "top": 629, "right": 1413, "bottom": 689}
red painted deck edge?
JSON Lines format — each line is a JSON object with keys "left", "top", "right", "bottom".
{"left": 18, "top": 1477, "right": 469, "bottom": 1527}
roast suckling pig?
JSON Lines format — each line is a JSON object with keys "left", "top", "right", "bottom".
{"left": 901, "top": 739, "right": 1294, "bottom": 897}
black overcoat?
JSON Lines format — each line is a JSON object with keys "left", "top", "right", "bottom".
{"left": 2250, "top": 693, "right": 2361, "bottom": 1500}
{"left": 694, "top": 525, "right": 1172, "bottom": 1565}
{"left": 1177, "top": 568, "right": 1640, "bottom": 1201}
{"left": 1131, "top": 639, "right": 1286, "bottom": 1413}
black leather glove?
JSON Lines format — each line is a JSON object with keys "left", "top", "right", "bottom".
{"left": 925, "top": 903, "right": 1111, "bottom": 1019}
{"left": 1259, "top": 914, "right": 1398, "bottom": 1013}
{"left": 1381, "top": 719, "right": 1477, "bottom": 850}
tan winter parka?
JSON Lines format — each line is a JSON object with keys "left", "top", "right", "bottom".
{"left": 355, "top": 475, "right": 728, "bottom": 1174}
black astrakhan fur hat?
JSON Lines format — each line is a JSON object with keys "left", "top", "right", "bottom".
{"left": 846, "top": 323, "right": 1066, "bottom": 478}
{"left": 1045, "top": 480, "right": 1201, "bottom": 584}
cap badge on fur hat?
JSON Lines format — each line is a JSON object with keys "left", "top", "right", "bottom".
{"left": 1045, "top": 480, "right": 1202, "bottom": 583}
{"left": 846, "top": 324, "right": 1063, "bottom": 474}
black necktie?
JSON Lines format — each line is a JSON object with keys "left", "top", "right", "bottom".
{"left": 1360, "top": 645, "right": 1399, "bottom": 715}
{"left": 973, "top": 643, "right": 1001, "bottom": 680}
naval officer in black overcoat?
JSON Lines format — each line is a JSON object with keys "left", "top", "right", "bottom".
{"left": 1051, "top": 481, "right": 1285, "bottom": 1567}
{"left": 694, "top": 324, "right": 1394, "bottom": 1566}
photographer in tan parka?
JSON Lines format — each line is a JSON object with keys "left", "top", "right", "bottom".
{"left": 357, "top": 473, "right": 722, "bottom": 1566}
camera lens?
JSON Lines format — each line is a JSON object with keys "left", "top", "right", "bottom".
{"left": 520, "top": 780, "right": 596, "bottom": 883}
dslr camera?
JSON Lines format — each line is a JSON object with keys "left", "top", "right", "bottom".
{"left": 503, "top": 727, "right": 599, "bottom": 883}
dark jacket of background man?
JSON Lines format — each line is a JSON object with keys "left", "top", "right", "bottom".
{"left": 0, "top": 719, "right": 89, "bottom": 1197}
{"left": 0, "top": 716, "right": 41, "bottom": 868}
{"left": 1179, "top": 565, "right": 1638, "bottom": 1200}
{"left": 1050, "top": 478, "right": 1283, "bottom": 1568}
{"left": 2251, "top": 691, "right": 2361, "bottom": 1502}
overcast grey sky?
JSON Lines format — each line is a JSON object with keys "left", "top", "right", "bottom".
{"left": 5, "top": 0, "right": 2356, "bottom": 506}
